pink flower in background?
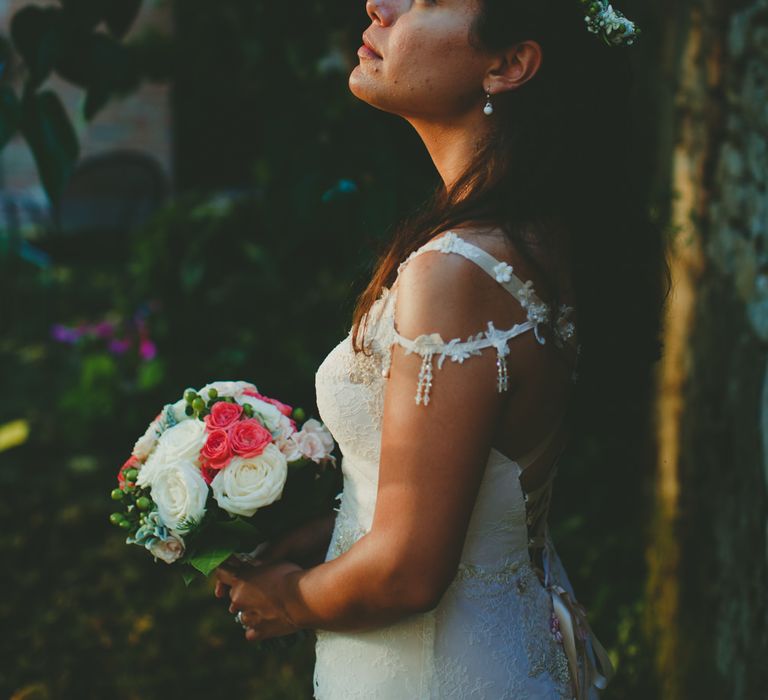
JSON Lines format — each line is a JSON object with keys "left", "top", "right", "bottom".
{"left": 230, "top": 419, "right": 272, "bottom": 458}
{"left": 201, "top": 429, "right": 233, "bottom": 471}
{"left": 108, "top": 338, "right": 132, "bottom": 355}
{"left": 204, "top": 401, "right": 243, "bottom": 430}
{"left": 139, "top": 337, "right": 157, "bottom": 361}
{"left": 243, "top": 390, "right": 293, "bottom": 417}
{"left": 51, "top": 303, "right": 159, "bottom": 363}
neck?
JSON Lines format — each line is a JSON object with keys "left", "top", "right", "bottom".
{"left": 407, "top": 110, "right": 493, "bottom": 192}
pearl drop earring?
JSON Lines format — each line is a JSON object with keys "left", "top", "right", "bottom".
{"left": 483, "top": 90, "right": 494, "bottom": 116}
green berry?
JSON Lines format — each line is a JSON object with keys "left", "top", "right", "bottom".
{"left": 124, "top": 468, "right": 139, "bottom": 482}
{"left": 185, "top": 405, "right": 194, "bottom": 416}
{"left": 208, "top": 388, "right": 218, "bottom": 399}
{"left": 184, "top": 389, "right": 198, "bottom": 403}
{"left": 136, "top": 497, "right": 152, "bottom": 511}
{"left": 192, "top": 397, "right": 206, "bottom": 413}
{"left": 111, "top": 488, "right": 124, "bottom": 501}
{"left": 242, "top": 403, "right": 254, "bottom": 417}
{"left": 118, "top": 519, "right": 132, "bottom": 530}
{"left": 292, "top": 407, "right": 306, "bottom": 422}
{"left": 109, "top": 512, "right": 123, "bottom": 526}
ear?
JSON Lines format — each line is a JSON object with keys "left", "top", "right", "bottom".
{"left": 485, "top": 40, "right": 543, "bottom": 95}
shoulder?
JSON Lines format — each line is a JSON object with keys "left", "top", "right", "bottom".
{"left": 393, "top": 231, "right": 530, "bottom": 343}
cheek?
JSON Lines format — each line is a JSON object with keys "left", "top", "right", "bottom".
{"left": 391, "top": 27, "right": 483, "bottom": 96}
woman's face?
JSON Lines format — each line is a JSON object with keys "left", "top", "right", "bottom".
{"left": 350, "top": 0, "right": 492, "bottom": 122}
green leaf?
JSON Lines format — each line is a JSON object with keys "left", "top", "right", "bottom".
{"left": 105, "top": 0, "right": 144, "bottom": 40}
{"left": 10, "top": 6, "right": 62, "bottom": 89}
{"left": 189, "top": 547, "right": 233, "bottom": 577}
{"left": 56, "top": 33, "right": 139, "bottom": 94}
{"left": 181, "top": 567, "right": 199, "bottom": 587}
{"left": 59, "top": 0, "right": 104, "bottom": 30}
{"left": 0, "top": 85, "right": 21, "bottom": 150}
{"left": 83, "top": 87, "right": 110, "bottom": 120}
{"left": 21, "top": 89, "right": 79, "bottom": 205}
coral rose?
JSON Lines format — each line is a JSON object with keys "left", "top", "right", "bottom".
{"left": 201, "top": 428, "right": 233, "bottom": 471}
{"left": 229, "top": 418, "right": 273, "bottom": 458}
{"left": 204, "top": 401, "right": 243, "bottom": 430}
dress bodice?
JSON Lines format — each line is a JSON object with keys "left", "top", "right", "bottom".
{"left": 312, "top": 232, "right": 612, "bottom": 700}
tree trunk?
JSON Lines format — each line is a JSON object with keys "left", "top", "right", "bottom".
{"left": 649, "top": 1, "right": 768, "bottom": 698}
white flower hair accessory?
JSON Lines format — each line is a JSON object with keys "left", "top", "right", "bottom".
{"left": 582, "top": 1, "right": 640, "bottom": 47}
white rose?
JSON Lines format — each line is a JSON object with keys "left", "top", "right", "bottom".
{"left": 136, "top": 447, "right": 166, "bottom": 488}
{"left": 132, "top": 417, "right": 163, "bottom": 460}
{"left": 238, "top": 395, "right": 284, "bottom": 433}
{"left": 292, "top": 419, "right": 334, "bottom": 462}
{"left": 150, "top": 459, "right": 209, "bottom": 532}
{"left": 154, "top": 419, "right": 207, "bottom": 465}
{"left": 211, "top": 443, "right": 287, "bottom": 517}
{"left": 149, "top": 532, "right": 186, "bottom": 564}
{"left": 200, "top": 381, "right": 258, "bottom": 402}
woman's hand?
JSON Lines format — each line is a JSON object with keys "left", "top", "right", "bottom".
{"left": 215, "top": 561, "right": 304, "bottom": 641}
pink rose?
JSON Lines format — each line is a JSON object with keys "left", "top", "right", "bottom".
{"left": 204, "top": 401, "right": 243, "bottom": 430}
{"left": 242, "top": 390, "right": 293, "bottom": 417}
{"left": 201, "top": 428, "right": 233, "bottom": 471}
{"left": 229, "top": 419, "right": 273, "bottom": 458}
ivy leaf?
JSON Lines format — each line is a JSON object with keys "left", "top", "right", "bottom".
{"left": 83, "top": 87, "right": 110, "bottom": 120}
{"left": 59, "top": 0, "right": 104, "bottom": 30}
{"left": 0, "top": 85, "right": 21, "bottom": 150}
{"left": 181, "top": 567, "right": 200, "bottom": 587}
{"left": 21, "top": 89, "right": 79, "bottom": 205}
{"left": 188, "top": 547, "right": 233, "bottom": 577}
{"left": 105, "top": 0, "right": 144, "bottom": 40}
{"left": 10, "top": 6, "right": 63, "bottom": 89}
{"left": 56, "top": 33, "right": 139, "bottom": 94}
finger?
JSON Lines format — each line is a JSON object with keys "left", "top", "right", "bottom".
{"left": 229, "top": 602, "right": 238, "bottom": 614}
{"left": 215, "top": 567, "right": 238, "bottom": 586}
{"left": 245, "top": 627, "right": 260, "bottom": 642}
{"left": 214, "top": 581, "right": 230, "bottom": 598}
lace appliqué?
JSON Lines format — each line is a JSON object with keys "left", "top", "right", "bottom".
{"left": 393, "top": 319, "right": 533, "bottom": 405}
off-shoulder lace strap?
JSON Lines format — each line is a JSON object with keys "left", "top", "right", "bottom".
{"left": 396, "top": 231, "right": 577, "bottom": 348}
{"left": 387, "top": 232, "right": 579, "bottom": 405}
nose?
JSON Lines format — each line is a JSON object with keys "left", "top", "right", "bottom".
{"left": 366, "top": 0, "right": 395, "bottom": 26}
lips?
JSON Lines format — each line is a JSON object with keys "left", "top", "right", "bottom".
{"left": 361, "top": 33, "right": 382, "bottom": 58}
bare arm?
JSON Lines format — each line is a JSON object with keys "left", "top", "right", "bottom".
{"left": 218, "top": 249, "right": 532, "bottom": 633}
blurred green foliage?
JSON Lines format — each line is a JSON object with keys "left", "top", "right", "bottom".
{"left": 1, "top": 0, "right": 663, "bottom": 698}
{"left": 0, "top": 0, "right": 168, "bottom": 203}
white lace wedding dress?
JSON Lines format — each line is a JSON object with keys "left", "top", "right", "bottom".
{"left": 312, "top": 232, "right": 613, "bottom": 699}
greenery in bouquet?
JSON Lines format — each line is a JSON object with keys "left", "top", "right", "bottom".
{"left": 109, "top": 380, "right": 339, "bottom": 584}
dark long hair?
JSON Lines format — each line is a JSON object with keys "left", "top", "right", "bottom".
{"left": 351, "top": 0, "right": 670, "bottom": 422}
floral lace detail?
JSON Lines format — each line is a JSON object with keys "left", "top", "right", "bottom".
{"left": 393, "top": 319, "right": 535, "bottom": 405}
{"left": 493, "top": 261, "right": 514, "bottom": 283}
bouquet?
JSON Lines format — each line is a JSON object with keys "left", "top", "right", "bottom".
{"left": 109, "top": 380, "right": 339, "bottom": 584}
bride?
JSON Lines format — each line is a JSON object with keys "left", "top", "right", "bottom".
{"left": 214, "top": 1, "right": 644, "bottom": 698}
